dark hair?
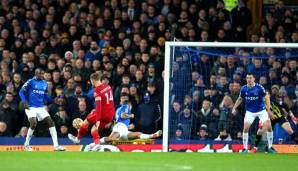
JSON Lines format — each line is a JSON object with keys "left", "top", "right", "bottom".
{"left": 246, "top": 73, "right": 254, "bottom": 77}
{"left": 147, "top": 81, "right": 156, "bottom": 87}
{"left": 5, "top": 92, "right": 13, "bottom": 95}
{"left": 120, "top": 93, "right": 130, "bottom": 98}
{"left": 35, "top": 68, "right": 44, "bottom": 75}
{"left": 90, "top": 72, "right": 103, "bottom": 81}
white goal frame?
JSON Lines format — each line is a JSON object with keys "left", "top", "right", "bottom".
{"left": 163, "top": 42, "right": 298, "bottom": 152}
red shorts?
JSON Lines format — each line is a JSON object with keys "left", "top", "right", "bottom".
{"left": 86, "top": 111, "right": 113, "bottom": 130}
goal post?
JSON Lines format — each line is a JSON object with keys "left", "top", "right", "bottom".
{"left": 163, "top": 42, "right": 298, "bottom": 152}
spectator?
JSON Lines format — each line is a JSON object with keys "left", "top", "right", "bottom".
{"left": 71, "top": 100, "right": 89, "bottom": 122}
{"left": 246, "top": 58, "right": 267, "bottom": 80}
{"left": 52, "top": 107, "right": 69, "bottom": 137}
{"left": 197, "top": 124, "right": 209, "bottom": 140}
{"left": 0, "top": 101, "right": 16, "bottom": 136}
{"left": 196, "top": 99, "right": 212, "bottom": 126}
{"left": 135, "top": 92, "right": 161, "bottom": 134}
{"left": 0, "top": 121, "right": 8, "bottom": 136}
{"left": 85, "top": 41, "right": 101, "bottom": 62}
{"left": 231, "top": 0, "right": 252, "bottom": 41}
{"left": 129, "top": 83, "right": 141, "bottom": 109}
{"left": 63, "top": 79, "right": 75, "bottom": 98}
{"left": 48, "top": 95, "right": 67, "bottom": 116}
{"left": 177, "top": 105, "right": 197, "bottom": 139}
{"left": 174, "top": 126, "right": 184, "bottom": 141}
{"left": 12, "top": 73, "right": 23, "bottom": 94}
{"left": 206, "top": 108, "right": 220, "bottom": 139}
{"left": 214, "top": 128, "right": 232, "bottom": 141}
{"left": 218, "top": 95, "right": 234, "bottom": 132}
{"left": 229, "top": 82, "right": 240, "bottom": 102}
{"left": 67, "top": 84, "right": 90, "bottom": 113}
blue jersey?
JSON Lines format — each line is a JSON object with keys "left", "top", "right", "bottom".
{"left": 115, "top": 104, "right": 131, "bottom": 127}
{"left": 240, "top": 83, "right": 266, "bottom": 112}
{"left": 19, "top": 77, "right": 52, "bottom": 107}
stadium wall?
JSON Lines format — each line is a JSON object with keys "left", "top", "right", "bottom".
{"left": 1, "top": 137, "right": 298, "bottom": 153}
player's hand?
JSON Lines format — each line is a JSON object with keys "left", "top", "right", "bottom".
{"left": 95, "top": 121, "right": 100, "bottom": 130}
{"left": 121, "top": 113, "right": 129, "bottom": 119}
{"left": 104, "top": 122, "right": 112, "bottom": 129}
{"left": 231, "top": 108, "right": 237, "bottom": 115}
{"left": 268, "top": 110, "right": 275, "bottom": 120}
{"left": 22, "top": 101, "right": 29, "bottom": 109}
{"left": 128, "top": 124, "right": 135, "bottom": 130}
{"left": 130, "top": 114, "right": 134, "bottom": 119}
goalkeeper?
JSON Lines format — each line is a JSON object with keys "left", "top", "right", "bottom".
{"left": 99, "top": 93, "right": 162, "bottom": 144}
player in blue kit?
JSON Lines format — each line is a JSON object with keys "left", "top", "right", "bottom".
{"left": 19, "top": 68, "right": 65, "bottom": 151}
{"left": 97, "top": 93, "right": 162, "bottom": 145}
{"left": 232, "top": 73, "right": 276, "bottom": 153}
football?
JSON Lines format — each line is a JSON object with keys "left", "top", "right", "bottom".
{"left": 72, "top": 118, "right": 83, "bottom": 130}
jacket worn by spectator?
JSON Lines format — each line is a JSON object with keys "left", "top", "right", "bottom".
{"left": 135, "top": 93, "right": 161, "bottom": 134}
{"left": 0, "top": 102, "right": 17, "bottom": 136}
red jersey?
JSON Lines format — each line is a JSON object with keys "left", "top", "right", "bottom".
{"left": 94, "top": 83, "right": 115, "bottom": 122}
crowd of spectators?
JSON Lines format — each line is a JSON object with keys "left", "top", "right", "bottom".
{"left": 168, "top": 0, "right": 298, "bottom": 142}
{"left": 0, "top": 0, "right": 297, "bottom": 143}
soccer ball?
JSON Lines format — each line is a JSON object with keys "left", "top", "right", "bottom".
{"left": 72, "top": 118, "right": 83, "bottom": 130}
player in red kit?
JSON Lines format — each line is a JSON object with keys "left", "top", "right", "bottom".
{"left": 68, "top": 73, "right": 115, "bottom": 151}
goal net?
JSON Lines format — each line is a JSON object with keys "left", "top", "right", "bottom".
{"left": 163, "top": 42, "right": 298, "bottom": 152}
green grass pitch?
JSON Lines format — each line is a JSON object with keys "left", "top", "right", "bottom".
{"left": 1, "top": 152, "right": 297, "bottom": 171}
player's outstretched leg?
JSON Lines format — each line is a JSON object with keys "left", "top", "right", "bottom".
{"left": 45, "top": 116, "right": 65, "bottom": 151}
{"left": 24, "top": 117, "right": 37, "bottom": 151}
{"left": 68, "top": 133, "right": 80, "bottom": 144}
{"left": 68, "top": 120, "right": 90, "bottom": 144}
{"left": 127, "top": 130, "right": 163, "bottom": 140}
{"left": 100, "top": 132, "right": 121, "bottom": 144}
{"left": 281, "top": 122, "right": 298, "bottom": 143}
{"left": 150, "top": 130, "right": 163, "bottom": 139}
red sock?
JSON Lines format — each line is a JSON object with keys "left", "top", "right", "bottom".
{"left": 77, "top": 124, "right": 88, "bottom": 140}
{"left": 91, "top": 130, "right": 100, "bottom": 144}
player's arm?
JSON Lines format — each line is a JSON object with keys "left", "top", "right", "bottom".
{"left": 232, "top": 95, "right": 242, "bottom": 114}
{"left": 120, "top": 105, "right": 133, "bottom": 119}
{"left": 264, "top": 91, "right": 275, "bottom": 120}
{"left": 264, "top": 92, "right": 271, "bottom": 111}
{"left": 44, "top": 84, "right": 53, "bottom": 104}
{"left": 232, "top": 86, "right": 246, "bottom": 114}
{"left": 154, "top": 104, "right": 162, "bottom": 122}
{"left": 120, "top": 112, "right": 130, "bottom": 119}
{"left": 19, "top": 79, "right": 31, "bottom": 109}
{"left": 121, "top": 113, "right": 134, "bottom": 119}
{"left": 95, "top": 94, "right": 102, "bottom": 129}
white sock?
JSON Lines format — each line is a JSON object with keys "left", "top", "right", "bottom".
{"left": 25, "top": 128, "right": 34, "bottom": 146}
{"left": 243, "top": 132, "right": 249, "bottom": 149}
{"left": 49, "top": 127, "right": 59, "bottom": 147}
{"left": 100, "top": 137, "right": 106, "bottom": 144}
{"left": 267, "top": 131, "right": 273, "bottom": 148}
{"left": 140, "top": 134, "right": 151, "bottom": 139}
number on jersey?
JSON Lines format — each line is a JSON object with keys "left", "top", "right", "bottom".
{"left": 104, "top": 91, "right": 113, "bottom": 104}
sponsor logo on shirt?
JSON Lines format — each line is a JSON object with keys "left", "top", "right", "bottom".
{"left": 32, "top": 90, "right": 45, "bottom": 95}
{"left": 245, "top": 96, "right": 259, "bottom": 100}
